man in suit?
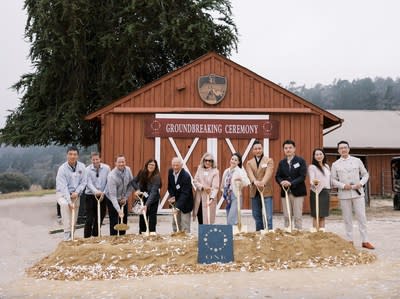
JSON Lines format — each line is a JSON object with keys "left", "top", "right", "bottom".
{"left": 167, "top": 157, "right": 194, "bottom": 232}
{"left": 246, "top": 140, "right": 274, "bottom": 231}
{"left": 275, "top": 139, "right": 307, "bottom": 230}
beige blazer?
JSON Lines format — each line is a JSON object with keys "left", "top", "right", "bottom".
{"left": 245, "top": 156, "right": 274, "bottom": 197}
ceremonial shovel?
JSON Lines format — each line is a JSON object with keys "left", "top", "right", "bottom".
{"left": 137, "top": 194, "right": 150, "bottom": 236}
{"left": 313, "top": 180, "right": 320, "bottom": 232}
{"left": 114, "top": 202, "right": 129, "bottom": 235}
{"left": 206, "top": 192, "right": 211, "bottom": 224}
{"left": 170, "top": 202, "right": 180, "bottom": 232}
{"left": 233, "top": 180, "right": 247, "bottom": 234}
{"left": 256, "top": 186, "right": 269, "bottom": 234}
{"left": 95, "top": 194, "right": 104, "bottom": 237}
{"left": 283, "top": 186, "right": 292, "bottom": 232}
{"left": 70, "top": 199, "right": 76, "bottom": 241}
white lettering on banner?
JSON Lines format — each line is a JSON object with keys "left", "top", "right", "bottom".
{"left": 165, "top": 123, "right": 259, "bottom": 135}
{"left": 224, "top": 124, "right": 258, "bottom": 134}
{"left": 166, "top": 123, "right": 223, "bottom": 134}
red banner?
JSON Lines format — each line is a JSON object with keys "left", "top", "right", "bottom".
{"left": 145, "top": 118, "right": 279, "bottom": 139}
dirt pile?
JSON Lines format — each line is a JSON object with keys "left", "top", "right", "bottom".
{"left": 27, "top": 230, "right": 376, "bottom": 280}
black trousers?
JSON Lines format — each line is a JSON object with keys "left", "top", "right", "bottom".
{"left": 197, "top": 200, "right": 203, "bottom": 225}
{"left": 106, "top": 198, "right": 128, "bottom": 236}
{"left": 84, "top": 194, "right": 107, "bottom": 238}
{"left": 139, "top": 202, "right": 158, "bottom": 233}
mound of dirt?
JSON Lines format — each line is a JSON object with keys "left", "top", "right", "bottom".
{"left": 27, "top": 230, "right": 375, "bottom": 280}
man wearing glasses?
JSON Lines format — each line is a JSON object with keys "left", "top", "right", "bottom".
{"left": 331, "top": 140, "right": 375, "bottom": 250}
{"left": 84, "top": 152, "right": 111, "bottom": 238}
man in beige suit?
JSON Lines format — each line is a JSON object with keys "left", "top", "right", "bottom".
{"left": 246, "top": 140, "right": 274, "bottom": 230}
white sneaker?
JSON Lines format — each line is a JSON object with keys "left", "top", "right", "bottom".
{"left": 63, "top": 231, "right": 71, "bottom": 241}
{"left": 309, "top": 227, "right": 317, "bottom": 233}
{"left": 319, "top": 228, "right": 326, "bottom": 232}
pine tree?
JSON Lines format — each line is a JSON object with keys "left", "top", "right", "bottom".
{"left": 1, "top": 0, "right": 238, "bottom": 146}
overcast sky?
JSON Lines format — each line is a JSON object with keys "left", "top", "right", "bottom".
{"left": 1, "top": 0, "right": 400, "bottom": 128}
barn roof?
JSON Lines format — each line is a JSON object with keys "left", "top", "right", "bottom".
{"left": 86, "top": 52, "right": 341, "bottom": 130}
{"left": 324, "top": 110, "right": 400, "bottom": 149}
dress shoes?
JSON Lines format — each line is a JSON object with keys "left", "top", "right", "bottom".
{"left": 362, "top": 242, "right": 375, "bottom": 250}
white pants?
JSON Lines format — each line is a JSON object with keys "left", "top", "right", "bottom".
{"left": 56, "top": 192, "right": 80, "bottom": 233}
{"left": 340, "top": 196, "right": 368, "bottom": 242}
{"left": 172, "top": 210, "right": 191, "bottom": 233}
{"left": 281, "top": 194, "right": 304, "bottom": 229}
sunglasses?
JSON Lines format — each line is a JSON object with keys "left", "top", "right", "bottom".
{"left": 204, "top": 159, "right": 213, "bottom": 162}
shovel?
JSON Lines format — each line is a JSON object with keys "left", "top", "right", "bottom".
{"left": 283, "top": 185, "right": 292, "bottom": 232}
{"left": 233, "top": 180, "right": 247, "bottom": 235}
{"left": 95, "top": 193, "right": 104, "bottom": 237}
{"left": 256, "top": 186, "right": 269, "bottom": 234}
{"left": 70, "top": 200, "right": 76, "bottom": 241}
{"left": 312, "top": 180, "right": 320, "bottom": 231}
{"left": 206, "top": 192, "right": 211, "bottom": 224}
{"left": 170, "top": 202, "right": 180, "bottom": 232}
{"left": 114, "top": 202, "right": 129, "bottom": 235}
{"left": 137, "top": 194, "right": 150, "bottom": 236}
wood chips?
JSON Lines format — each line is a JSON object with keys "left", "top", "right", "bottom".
{"left": 27, "top": 230, "right": 376, "bottom": 280}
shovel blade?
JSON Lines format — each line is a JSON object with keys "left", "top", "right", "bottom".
{"left": 114, "top": 223, "right": 129, "bottom": 231}
{"left": 233, "top": 224, "right": 248, "bottom": 235}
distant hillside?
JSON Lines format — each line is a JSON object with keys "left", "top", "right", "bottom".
{"left": 0, "top": 145, "right": 95, "bottom": 189}
{"left": 286, "top": 77, "right": 400, "bottom": 110}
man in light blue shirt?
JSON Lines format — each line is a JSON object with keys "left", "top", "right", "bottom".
{"left": 84, "top": 152, "right": 110, "bottom": 238}
{"left": 105, "top": 155, "right": 134, "bottom": 235}
{"left": 56, "top": 146, "right": 87, "bottom": 241}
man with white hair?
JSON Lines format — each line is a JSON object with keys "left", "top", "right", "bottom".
{"left": 167, "top": 157, "right": 194, "bottom": 232}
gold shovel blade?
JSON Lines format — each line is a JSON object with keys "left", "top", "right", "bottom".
{"left": 114, "top": 223, "right": 129, "bottom": 231}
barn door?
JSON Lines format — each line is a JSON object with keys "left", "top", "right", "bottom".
{"left": 153, "top": 114, "right": 270, "bottom": 213}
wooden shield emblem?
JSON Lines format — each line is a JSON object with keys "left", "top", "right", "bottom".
{"left": 198, "top": 74, "right": 227, "bottom": 105}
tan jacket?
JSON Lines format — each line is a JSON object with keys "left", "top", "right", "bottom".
{"left": 192, "top": 167, "right": 220, "bottom": 220}
{"left": 245, "top": 156, "right": 274, "bottom": 197}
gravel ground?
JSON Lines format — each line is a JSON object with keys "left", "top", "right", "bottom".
{"left": 0, "top": 194, "right": 399, "bottom": 298}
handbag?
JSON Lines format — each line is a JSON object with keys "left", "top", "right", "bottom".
{"left": 131, "top": 199, "right": 143, "bottom": 215}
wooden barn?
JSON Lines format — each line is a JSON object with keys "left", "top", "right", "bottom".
{"left": 324, "top": 110, "right": 400, "bottom": 199}
{"left": 85, "top": 52, "right": 341, "bottom": 213}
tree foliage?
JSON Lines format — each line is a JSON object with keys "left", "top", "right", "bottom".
{"left": 0, "top": 145, "right": 94, "bottom": 189}
{"left": 0, "top": 172, "right": 31, "bottom": 193}
{"left": 1, "top": 0, "right": 238, "bottom": 147}
{"left": 287, "top": 77, "right": 400, "bottom": 110}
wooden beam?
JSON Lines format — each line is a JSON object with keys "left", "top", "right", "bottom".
{"left": 112, "top": 107, "right": 313, "bottom": 114}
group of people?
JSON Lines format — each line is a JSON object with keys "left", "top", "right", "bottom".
{"left": 56, "top": 147, "right": 162, "bottom": 241}
{"left": 56, "top": 139, "right": 375, "bottom": 250}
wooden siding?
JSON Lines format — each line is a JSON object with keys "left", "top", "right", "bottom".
{"left": 100, "top": 112, "right": 324, "bottom": 212}
{"left": 88, "top": 53, "right": 340, "bottom": 213}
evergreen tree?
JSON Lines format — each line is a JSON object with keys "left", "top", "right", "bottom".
{"left": 1, "top": 0, "right": 238, "bottom": 147}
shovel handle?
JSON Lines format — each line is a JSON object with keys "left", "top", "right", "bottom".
{"left": 170, "top": 203, "right": 180, "bottom": 232}
{"left": 236, "top": 182, "right": 242, "bottom": 232}
{"left": 283, "top": 186, "right": 292, "bottom": 231}
{"left": 95, "top": 194, "right": 103, "bottom": 237}
{"left": 256, "top": 186, "right": 268, "bottom": 230}
{"left": 137, "top": 194, "right": 150, "bottom": 235}
{"left": 70, "top": 201, "right": 76, "bottom": 241}
{"left": 312, "top": 181, "right": 320, "bottom": 231}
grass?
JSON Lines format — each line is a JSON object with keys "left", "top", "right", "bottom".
{"left": 0, "top": 189, "right": 55, "bottom": 200}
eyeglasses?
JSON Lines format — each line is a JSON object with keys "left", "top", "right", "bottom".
{"left": 204, "top": 159, "right": 213, "bottom": 163}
